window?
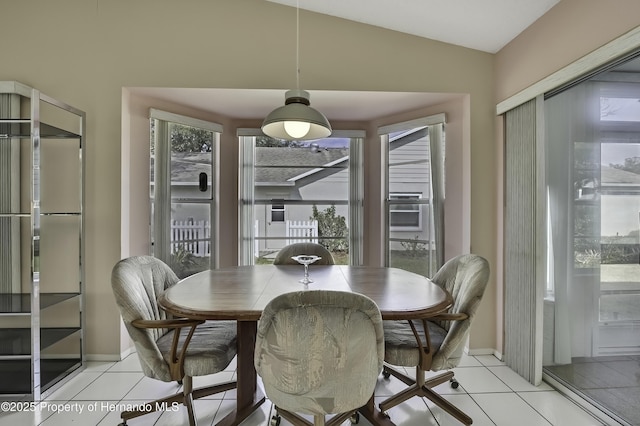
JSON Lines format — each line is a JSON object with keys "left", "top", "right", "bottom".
{"left": 150, "top": 109, "right": 221, "bottom": 277}
{"left": 239, "top": 130, "right": 364, "bottom": 265}
{"left": 270, "top": 203, "right": 285, "bottom": 222}
{"left": 380, "top": 115, "right": 445, "bottom": 277}
{"left": 389, "top": 193, "right": 422, "bottom": 230}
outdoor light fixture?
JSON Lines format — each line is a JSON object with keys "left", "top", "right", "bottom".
{"left": 261, "top": 2, "right": 332, "bottom": 140}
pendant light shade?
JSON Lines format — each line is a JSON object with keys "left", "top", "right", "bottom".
{"left": 261, "top": 89, "right": 332, "bottom": 140}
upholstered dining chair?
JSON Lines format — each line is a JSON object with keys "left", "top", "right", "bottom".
{"left": 111, "top": 256, "right": 237, "bottom": 426}
{"left": 379, "top": 254, "right": 490, "bottom": 425}
{"left": 272, "top": 242, "right": 335, "bottom": 265}
{"left": 255, "top": 290, "right": 384, "bottom": 426}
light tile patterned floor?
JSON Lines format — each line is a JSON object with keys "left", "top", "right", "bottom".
{"left": 0, "top": 354, "right": 615, "bottom": 426}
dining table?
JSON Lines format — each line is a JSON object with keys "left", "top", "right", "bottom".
{"left": 158, "top": 264, "right": 452, "bottom": 426}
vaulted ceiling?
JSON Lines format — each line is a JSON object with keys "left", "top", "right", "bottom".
{"left": 266, "top": 0, "right": 561, "bottom": 53}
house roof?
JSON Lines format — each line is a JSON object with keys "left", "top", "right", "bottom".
{"left": 255, "top": 147, "right": 349, "bottom": 185}
{"left": 165, "top": 147, "right": 349, "bottom": 184}
{"left": 166, "top": 129, "right": 426, "bottom": 185}
{"left": 169, "top": 153, "right": 213, "bottom": 183}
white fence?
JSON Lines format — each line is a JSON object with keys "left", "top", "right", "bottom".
{"left": 286, "top": 220, "right": 318, "bottom": 245}
{"left": 172, "top": 219, "right": 318, "bottom": 258}
{"left": 171, "top": 219, "right": 210, "bottom": 256}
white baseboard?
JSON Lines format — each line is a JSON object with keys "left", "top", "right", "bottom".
{"left": 86, "top": 347, "right": 135, "bottom": 362}
{"left": 465, "top": 347, "right": 504, "bottom": 360}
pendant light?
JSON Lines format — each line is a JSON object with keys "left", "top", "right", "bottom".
{"left": 261, "top": 2, "right": 332, "bottom": 140}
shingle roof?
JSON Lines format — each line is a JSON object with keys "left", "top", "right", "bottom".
{"left": 255, "top": 147, "right": 349, "bottom": 184}
{"left": 166, "top": 147, "right": 349, "bottom": 184}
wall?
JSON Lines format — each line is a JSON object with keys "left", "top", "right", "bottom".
{"left": 494, "top": 1, "right": 640, "bottom": 355}
{"left": 495, "top": 0, "right": 640, "bottom": 104}
{"left": 1, "top": 0, "right": 495, "bottom": 358}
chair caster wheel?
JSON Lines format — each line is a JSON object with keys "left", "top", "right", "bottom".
{"left": 350, "top": 411, "right": 360, "bottom": 424}
{"left": 270, "top": 414, "right": 281, "bottom": 426}
{"left": 382, "top": 370, "right": 391, "bottom": 379}
{"left": 450, "top": 378, "right": 459, "bottom": 389}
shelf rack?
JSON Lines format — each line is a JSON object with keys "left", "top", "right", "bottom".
{"left": 0, "top": 81, "right": 85, "bottom": 401}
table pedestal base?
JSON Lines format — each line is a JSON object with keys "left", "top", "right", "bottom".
{"left": 358, "top": 397, "right": 396, "bottom": 426}
{"left": 215, "top": 388, "right": 266, "bottom": 426}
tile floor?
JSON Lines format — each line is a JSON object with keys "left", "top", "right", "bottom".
{"left": 0, "top": 353, "right": 617, "bottom": 426}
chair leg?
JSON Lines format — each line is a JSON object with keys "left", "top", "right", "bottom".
{"left": 119, "top": 376, "right": 236, "bottom": 425}
{"left": 382, "top": 364, "right": 416, "bottom": 386}
{"left": 424, "top": 370, "right": 454, "bottom": 388}
{"left": 421, "top": 384, "right": 472, "bottom": 425}
{"left": 183, "top": 375, "right": 197, "bottom": 426}
{"left": 275, "top": 407, "right": 313, "bottom": 426}
{"left": 120, "top": 389, "right": 183, "bottom": 423}
{"left": 274, "top": 408, "right": 354, "bottom": 426}
{"left": 379, "top": 367, "right": 473, "bottom": 426}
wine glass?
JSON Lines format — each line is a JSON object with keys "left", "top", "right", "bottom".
{"left": 291, "top": 255, "right": 321, "bottom": 284}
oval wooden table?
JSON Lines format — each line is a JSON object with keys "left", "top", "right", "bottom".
{"left": 159, "top": 264, "right": 452, "bottom": 426}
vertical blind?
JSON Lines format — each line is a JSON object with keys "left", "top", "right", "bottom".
{"left": 238, "top": 132, "right": 256, "bottom": 266}
{"left": 347, "top": 134, "right": 365, "bottom": 266}
{"left": 0, "top": 94, "right": 20, "bottom": 293}
{"left": 504, "top": 97, "right": 544, "bottom": 385}
{"left": 429, "top": 123, "right": 445, "bottom": 269}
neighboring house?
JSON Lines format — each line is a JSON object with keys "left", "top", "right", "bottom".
{"left": 165, "top": 129, "right": 433, "bottom": 254}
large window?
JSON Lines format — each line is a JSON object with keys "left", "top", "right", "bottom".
{"left": 239, "top": 131, "right": 364, "bottom": 265}
{"left": 150, "top": 109, "right": 221, "bottom": 278}
{"left": 381, "top": 116, "right": 445, "bottom": 277}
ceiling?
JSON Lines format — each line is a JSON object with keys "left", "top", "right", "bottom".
{"left": 266, "top": 0, "right": 561, "bottom": 54}
{"left": 130, "top": 1, "right": 562, "bottom": 124}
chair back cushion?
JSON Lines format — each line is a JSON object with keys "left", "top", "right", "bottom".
{"left": 273, "top": 242, "right": 335, "bottom": 265}
{"left": 430, "top": 254, "right": 490, "bottom": 370}
{"left": 255, "top": 290, "right": 383, "bottom": 416}
{"left": 111, "top": 255, "right": 178, "bottom": 381}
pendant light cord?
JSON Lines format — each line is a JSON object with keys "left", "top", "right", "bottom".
{"left": 296, "top": 0, "right": 300, "bottom": 90}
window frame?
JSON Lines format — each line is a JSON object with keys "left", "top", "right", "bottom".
{"left": 380, "top": 114, "right": 446, "bottom": 276}
{"left": 149, "top": 108, "right": 222, "bottom": 270}
{"left": 238, "top": 129, "right": 365, "bottom": 266}
{"left": 270, "top": 203, "right": 285, "bottom": 222}
{"left": 388, "top": 192, "right": 423, "bottom": 231}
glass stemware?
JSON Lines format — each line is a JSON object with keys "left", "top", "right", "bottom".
{"left": 291, "top": 255, "right": 321, "bottom": 284}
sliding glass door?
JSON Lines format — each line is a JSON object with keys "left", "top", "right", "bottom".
{"left": 543, "top": 57, "right": 640, "bottom": 425}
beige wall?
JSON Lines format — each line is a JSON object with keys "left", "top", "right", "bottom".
{"left": 2, "top": 0, "right": 495, "bottom": 358}
{"left": 494, "top": 1, "right": 640, "bottom": 354}
{"left": 496, "top": 0, "right": 640, "bottom": 103}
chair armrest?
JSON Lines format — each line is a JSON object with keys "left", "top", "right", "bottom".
{"left": 430, "top": 312, "right": 468, "bottom": 321}
{"left": 131, "top": 317, "right": 205, "bottom": 381}
{"left": 406, "top": 311, "right": 468, "bottom": 370}
{"left": 131, "top": 318, "right": 204, "bottom": 329}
